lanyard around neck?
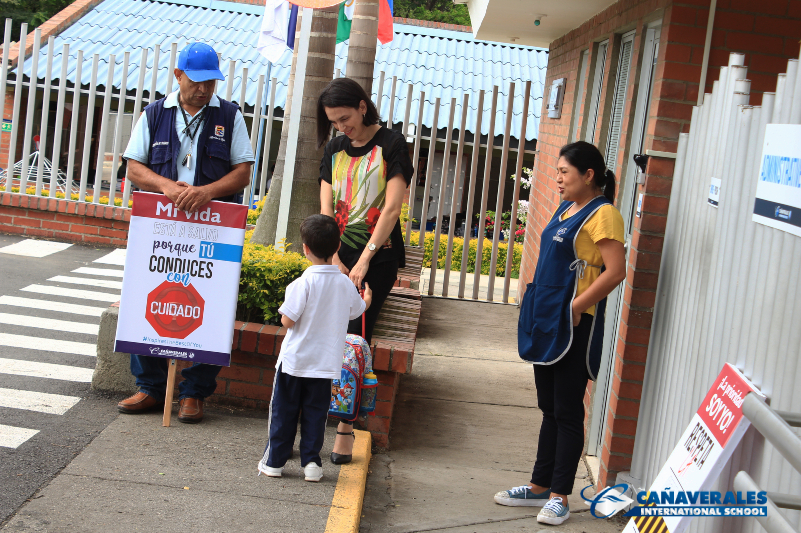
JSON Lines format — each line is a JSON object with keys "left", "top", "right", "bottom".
{"left": 177, "top": 95, "right": 207, "bottom": 169}
{"left": 178, "top": 99, "right": 206, "bottom": 141}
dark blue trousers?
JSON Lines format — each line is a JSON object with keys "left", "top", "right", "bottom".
{"left": 261, "top": 365, "right": 332, "bottom": 468}
{"left": 130, "top": 354, "right": 221, "bottom": 400}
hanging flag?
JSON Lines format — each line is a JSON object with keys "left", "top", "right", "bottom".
{"left": 336, "top": 0, "right": 354, "bottom": 44}
{"left": 287, "top": 3, "right": 299, "bottom": 49}
{"left": 259, "top": 0, "right": 348, "bottom": 63}
{"left": 377, "top": 0, "right": 393, "bottom": 44}
{"left": 258, "top": 0, "right": 290, "bottom": 63}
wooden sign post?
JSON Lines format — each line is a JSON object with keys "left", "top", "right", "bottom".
{"left": 162, "top": 359, "right": 177, "bottom": 427}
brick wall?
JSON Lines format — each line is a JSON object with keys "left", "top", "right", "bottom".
{"left": 0, "top": 88, "right": 13, "bottom": 168}
{"left": 518, "top": 0, "right": 801, "bottom": 489}
{"left": 0, "top": 192, "right": 129, "bottom": 246}
{"left": 689, "top": 0, "right": 801, "bottom": 104}
{"left": 0, "top": 87, "right": 29, "bottom": 174}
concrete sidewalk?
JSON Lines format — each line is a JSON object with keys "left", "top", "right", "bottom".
{"left": 420, "top": 267, "right": 519, "bottom": 303}
{"left": 360, "top": 298, "right": 626, "bottom": 533}
{"left": 1, "top": 408, "right": 369, "bottom": 533}
{"left": 1, "top": 298, "right": 626, "bottom": 533}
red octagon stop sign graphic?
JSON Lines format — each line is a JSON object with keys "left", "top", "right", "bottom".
{"left": 146, "top": 281, "right": 205, "bottom": 339}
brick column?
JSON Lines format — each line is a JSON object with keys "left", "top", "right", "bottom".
{"left": 0, "top": 87, "right": 13, "bottom": 170}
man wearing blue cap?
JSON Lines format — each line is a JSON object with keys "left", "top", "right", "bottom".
{"left": 119, "top": 42, "right": 255, "bottom": 423}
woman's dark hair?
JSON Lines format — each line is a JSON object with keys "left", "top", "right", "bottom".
{"left": 558, "top": 141, "right": 617, "bottom": 203}
{"left": 316, "top": 77, "right": 380, "bottom": 148}
{"left": 300, "top": 214, "right": 341, "bottom": 260}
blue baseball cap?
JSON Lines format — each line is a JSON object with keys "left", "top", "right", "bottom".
{"left": 177, "top": 43, "right": 225, "bottom": 82}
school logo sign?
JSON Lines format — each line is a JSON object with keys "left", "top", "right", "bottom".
{"left": 582, "top": 483, "right": 634, "bottom": 518}
{"left": 145, "top": 281, "right": 205, "bottom": 339}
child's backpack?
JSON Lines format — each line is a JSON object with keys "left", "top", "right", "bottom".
{"left": 328, "top": 334, "right": 378, "bottom": 422}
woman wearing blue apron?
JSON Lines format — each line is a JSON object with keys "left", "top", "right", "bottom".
{"left": 494, "top": 142, "right": 627, "bottom": 526}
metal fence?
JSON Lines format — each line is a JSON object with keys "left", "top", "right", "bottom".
{"left": 402, "top": 81, "right": 533, "bottom": 303}
{"left": 0, "top": 20, "right": 534, "bottom": 303}
{"left": 0, "top": 21, "right": 279, "bottom": 209}
{"left": 628, "top": 49, "right": 801, "bottom": 533}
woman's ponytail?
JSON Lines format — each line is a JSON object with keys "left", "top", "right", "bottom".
{"left": 603, "top": 168, "right": 616, "bottom": 203}
{"left": 558, "top": 141, "right": 617, "bottom": 203}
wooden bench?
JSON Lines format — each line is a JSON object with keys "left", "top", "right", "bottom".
{"left": 395, "top": 245, "right": 424, "bottom": 291}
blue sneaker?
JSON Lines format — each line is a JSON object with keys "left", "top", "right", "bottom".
{"left": 537, "top": 496, "right": 570, "bottom": 525}
{"left": 494, "top": 485, "right": 551, "bottom": 506}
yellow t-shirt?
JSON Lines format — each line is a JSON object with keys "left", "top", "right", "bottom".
{"left": 559, "top": 203, "right": 625, "bottom": 315}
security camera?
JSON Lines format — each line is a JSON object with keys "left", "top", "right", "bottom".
{"left": 633, "top": 153, "right": 649, "bottom": 174}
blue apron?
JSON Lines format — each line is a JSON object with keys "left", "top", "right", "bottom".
{"left": 518, "top": 196, "right": 610, "bottom": 380}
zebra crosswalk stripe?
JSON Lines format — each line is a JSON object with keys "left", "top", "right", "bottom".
{"left": 0, "top": 332, "right": 96, "bottom": 356}
{"left": 0, "top": 240, "right": 73, "bottom": 258}
{"left": 0, "top": 387, "right": 81, "bottom": 415}
{"left": 71, "top": 267, "right": 124, "bottom": 278}
{"left": 0, "top": 296, "right": 106, "bottom": 317}
{"left": 48, "top": 276, "right": 123, "bottom": 290}
{"left": 0, "top": 312, "right": 99, "bottom": 335}
{"left": 21, "top": 284, "right": 120, "bottom": 303}
{"left": 0, "top": 424, "right": 40, "bottom": 449}
{"left": 93, "top": 249, "right": 126, "bottom": 266}
{"left": 0, "top": 358, "right": 94, "bottom": 382}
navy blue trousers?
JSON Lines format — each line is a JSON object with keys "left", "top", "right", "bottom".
{"left": 261, "top": 365, "right": 332, "bottom": 468}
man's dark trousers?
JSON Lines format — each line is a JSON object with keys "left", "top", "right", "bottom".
{"left": 131, "top": 355, "right": 220, "bottom": 400}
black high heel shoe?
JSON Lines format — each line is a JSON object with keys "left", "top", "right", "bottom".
{"left": 330, "top": 431, "right": 356, "bottom": 465}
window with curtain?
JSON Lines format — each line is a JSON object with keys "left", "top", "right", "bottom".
{"left": 585, "top": 41, "right": 608, "bottom": 144}
{"left": 569, "top": 49, "right": 590, "bottom": 143}
{"left": 604, "top": 31, "right": 636, "bottom": 172}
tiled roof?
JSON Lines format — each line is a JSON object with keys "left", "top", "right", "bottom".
{"left": 16, "top": 0, "right": 547, "bottom": 140}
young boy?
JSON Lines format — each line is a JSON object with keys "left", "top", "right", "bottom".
{"left": 257, "top": 214, "right": 372, "bottom": 482}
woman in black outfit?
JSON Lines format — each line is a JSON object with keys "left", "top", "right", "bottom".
{"left": 316, "top": 77, "right": 413, "bottom": 464}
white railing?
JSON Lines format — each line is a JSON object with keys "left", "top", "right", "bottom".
{"left": 1, "top": 19, "right": 535, "bottom": 304}
{"left": 0, "top": 21, "right": 279, "bottom": 209}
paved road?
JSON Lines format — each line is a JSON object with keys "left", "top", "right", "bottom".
{"left": 0, "top": 235, "right": 126, "bottom": 525}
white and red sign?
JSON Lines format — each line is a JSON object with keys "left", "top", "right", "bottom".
{"left": 623, "top": 363, "right": 764, "bottom": 533}
{"left": 114, "top": 192, "right": 247, "bottom": 366}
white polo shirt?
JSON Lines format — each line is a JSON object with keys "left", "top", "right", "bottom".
{"left": 123, "top": 91, "right": 254, "bottom": 184}
{"left": 277, "top": 265, "right": 366, "bottom": 379}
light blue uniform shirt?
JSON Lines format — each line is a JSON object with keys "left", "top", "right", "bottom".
{"left": 123, "top": 91, "right": 255, "bottom": 184}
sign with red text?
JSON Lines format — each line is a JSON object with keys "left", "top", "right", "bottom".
{"left": 623, "top": 363, "right": 764, "bottom": 533}
{"left": 114, "top": 192, "right": 247, "bottom": 366}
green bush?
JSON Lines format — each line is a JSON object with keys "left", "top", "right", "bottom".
{"left": 405, "top": 231, "right": 522, "bottom": 279}
{"left": 236, "top": 231, "right": 310, "bottom": 325}
{"left": 247, "top": 197, "right": 265, "bottom": 226}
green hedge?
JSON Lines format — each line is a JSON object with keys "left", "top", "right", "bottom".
{"left": 236, "top": 231, "right": 310, "bottom": 325}
{"left": 406, "top": 231, "right": 522, "bottom": 279}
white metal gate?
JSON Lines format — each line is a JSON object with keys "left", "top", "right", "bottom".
{"left": 627, "top": 49, "right": 801, "bottom": 533}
